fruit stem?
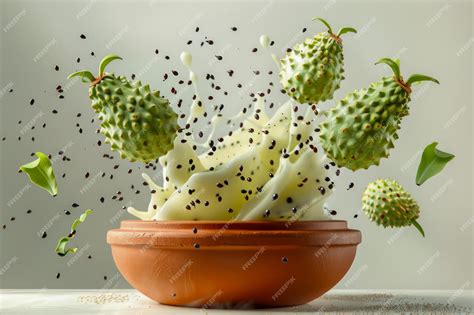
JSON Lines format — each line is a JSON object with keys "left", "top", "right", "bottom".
{"left": 375, "top": 57, "right": 414, "bottom": 93}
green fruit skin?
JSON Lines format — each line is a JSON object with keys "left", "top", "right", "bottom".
{"left": 362, "top": 179, "right": 420, "bottom": 228}
{"left": 279, "top": 32, "right": 344, "bottom": 104}
{"left": 89, "top": 75, "right": 178, "bottom": 163}
{"left": 319, "top": 76, "right": 410, "bottom": 171}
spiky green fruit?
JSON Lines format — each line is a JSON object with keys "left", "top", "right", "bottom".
{"left": 68, "top": 55, "right": 179, "bottom": 163}
{"left": 319, "top": 58, "right": 439, "bottom": 171}
{"left": 362, "top": 179, "right": 424, "bottom": 236}
{"left": 279, "top": 18, "right": 356, "bottom": 104}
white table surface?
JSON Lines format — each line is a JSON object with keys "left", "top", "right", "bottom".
{"left": 0, "top": 289, "right": 473, "bottom": 314}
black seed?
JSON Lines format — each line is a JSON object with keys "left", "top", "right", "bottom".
{"left": 231, "top": 27, "right": 237, "bottom": 31}
{"left": 193, "top": 243, "right": 200, "bottom": 249}
{"left": 54, "top": 65, "right": 59, "bottom": 71}
{"left": 27, "top": 209, "right": 32, "bottom": 214}
{"left": 80, "top": 34, "right": 86, "bottom": 39}
{"left": 72, "top": 203, "right": 79, "bottom": 208}
{"left": 282, "top": 257, "right": 288, "bottom": 263}
{"left": 41, "top": 231, "right": 47, "bottom": 239}
{"left": 330, "top": 210, "right": 337, "bottom": 215}
{"left": 30, "top": 99, "right": 35, "bottom": 105}
{"left": 192, "top": 227, "right": 198, "bottom": 234}
{"left": 56, "top": 273, "right": 61, "bottom": 279}
{"left": 272, "top": 194, "right": 278, "bottom": 200}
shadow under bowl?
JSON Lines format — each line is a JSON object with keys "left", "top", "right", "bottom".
{"left": 107, "top": 220, "right": 361, "bottom": 308}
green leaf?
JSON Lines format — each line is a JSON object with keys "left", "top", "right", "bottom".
{"left": 312, "top": 17, "right": 333, "bottom": 33}
{"left": 98, "top": 54, "right": 122, "bottom": 77}
{"left": 416, "top": 142, "right": 455, "bottom": 185}
{"left": 412, "top": 220, "right": 425, "bottom": 237}
{"left": 67, "top": 70, "right": 95, "bottom": 83}
{"left": 375, "top": 58, "right": 401, "bottom": 80}
{"left": 337, "top": 27, "right": 357, "bottom": 37}
{"left": 19, "top": 152, "right": 58, "bottom": 196}
{"left": 406, "top": 74, "right": 440, "bottom": 86}
{"left": 55, "top": 209, "right": 93, "bottom": 257}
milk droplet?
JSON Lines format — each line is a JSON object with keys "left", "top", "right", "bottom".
{"left": 259, "top": 35, "right": 270, "bottom": 49}
{"left": 189, "top": 71, "right": 197, "bottom": 84}
{"left": 180, "top": 51, "right": 192, "bottom": 67}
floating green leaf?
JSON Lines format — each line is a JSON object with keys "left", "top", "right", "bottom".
{"left": 416, "top": 142, "right": 455, "bottom": 186}
{"left": 19, "top": 152, "right": 58, "bottom": 196}
{"left": 55, "top": 209, "right": 93, "bottom": 257}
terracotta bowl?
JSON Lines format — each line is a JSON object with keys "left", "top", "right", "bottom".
{"left": 107, "top": 220, "right": 361, "bottom": 308}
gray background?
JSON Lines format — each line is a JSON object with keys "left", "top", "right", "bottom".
{"left": 0, "top": 0, "right": 472, "bottom": 290}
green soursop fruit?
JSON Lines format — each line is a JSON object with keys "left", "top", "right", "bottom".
{"left": 362, "top": 179, "right": 424, "bottom": 236}
{"left": 68, "top": 55, "right": 179, "bottom": 163}
{"left": 319, "top": 58, "right": 439, "bottom": 171}
{"left": 279, "top": 18, "right": 356, "bottom": 105}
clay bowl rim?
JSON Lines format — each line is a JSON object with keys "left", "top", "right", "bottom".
{"left": 107, "top": 220, "right": 362, "bottom": 247}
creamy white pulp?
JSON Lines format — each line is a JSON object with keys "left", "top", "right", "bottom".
{"left": 128, "top": 45, "right": 334, "bottom": 221}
